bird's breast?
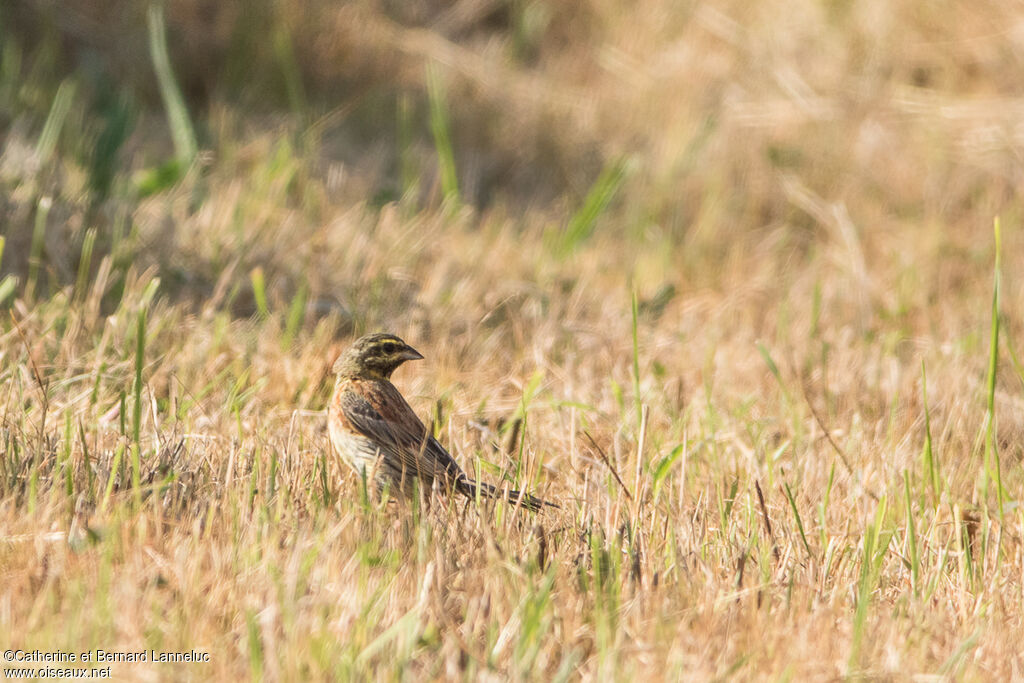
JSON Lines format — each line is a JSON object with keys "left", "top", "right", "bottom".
{"left": 328, "top": 383, "right": 381, "bottom": 475}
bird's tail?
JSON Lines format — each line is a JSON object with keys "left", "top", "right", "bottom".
{"left": 456, "top": 478, "right": 558, "bottom": 512}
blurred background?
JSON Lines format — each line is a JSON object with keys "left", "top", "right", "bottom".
{"left": 4, "top": 3, "right": 1019, "bottom": 270}
{"left": 4, "top": 0, "right": 1022, "bottom": 315}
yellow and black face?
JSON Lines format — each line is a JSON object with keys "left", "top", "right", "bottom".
{"left": 333, "top": 333, "right": 424, "bottom": 378}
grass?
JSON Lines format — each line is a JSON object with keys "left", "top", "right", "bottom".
{"left": 3, "top": 0, "right": 1024, "bottom": 680}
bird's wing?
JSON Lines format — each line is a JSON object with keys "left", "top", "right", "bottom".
{"left": 339, "top": 382, "right": 465, "bottom": 484}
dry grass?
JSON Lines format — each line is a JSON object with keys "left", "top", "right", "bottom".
{"left": 3, "top": 0, "right": 1024, "bottom": 680}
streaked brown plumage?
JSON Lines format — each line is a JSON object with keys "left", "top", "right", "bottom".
{"left": 328, "top": 333, "right": 554, "bottom": 511}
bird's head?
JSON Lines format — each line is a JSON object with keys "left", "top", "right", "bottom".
{"left": 333, "top": 333, "right": 424, "bottom": 379}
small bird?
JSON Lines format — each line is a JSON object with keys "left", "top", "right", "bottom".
{"left": 328, "top": 333, "right": 554, "bottom": 511}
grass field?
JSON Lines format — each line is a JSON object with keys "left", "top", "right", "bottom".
{"left": 3, "top": 1, "right": 1024, "bottom": 679}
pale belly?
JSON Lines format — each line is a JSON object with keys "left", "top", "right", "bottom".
{"left": 327, "top": 402, "right": 432, "bottom": 498}
{"left": 328, "top": 410, "right": 380, "bottom": 478}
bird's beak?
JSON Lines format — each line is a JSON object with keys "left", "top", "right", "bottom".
{"left": 399, "top": 346, "right": 424, "bottom": 362}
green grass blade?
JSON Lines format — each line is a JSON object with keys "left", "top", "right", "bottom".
{"left": 147, "top": 4, "right": 197, "bottom": 165}
{"left": 283, "top": 281, "right": 308, "bottom": 346}
{"left": 26, "top": 196, "right": 51, "bottom": 301}
{"left": 251, "top": 267, "right": 269, "bottom": 319}
{"left": 983, "top": 217, "right": 1005, "bottom": 517}
{"left": 651, "top": 444, "right": 684, "bottom": 502}
{"left": 427, "top": 64, "right": 459, "bottom": 206}
{"left": 920, "top": 360, "right": 939, "bottom": 504}
{"left": 850, "top": 495, "right": 889, "bottom": 669}
{"left": 783, "top": 481, "right": 812, "bottom": 557}
{"left": 272, "top": 16, "right": 307, "bottom": 117}
{"left": 75, "top": 228, "right": 97, "bottom": 303}
{"left": 757, "top": 342, "right": 781, "bottom": 382}
{"left": 757, "top": 341, "right": 793, "bottom": 407}
{"left": 818, "top": 461, "right": 835, "bottom": 547}
{"left": 903, "top": 471, "right": 919, "bottom": 595}
{"left": 101, "top": 442, "right": 125, "bottom": 512}
{"left": 0, "top": 275, "right": 17, "bottom": 307}
{"left": 89, "top": 90, "right": 135, "bottom": 201}
{"left": 36, "top": 79, "right": 77, "bottom": 164}
{"left": 557, "top": 158, "right": 627, "bottom": 257}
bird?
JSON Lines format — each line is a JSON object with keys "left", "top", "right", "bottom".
{"left": 328, "top": 333, "right": 555, "bottom": 512}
